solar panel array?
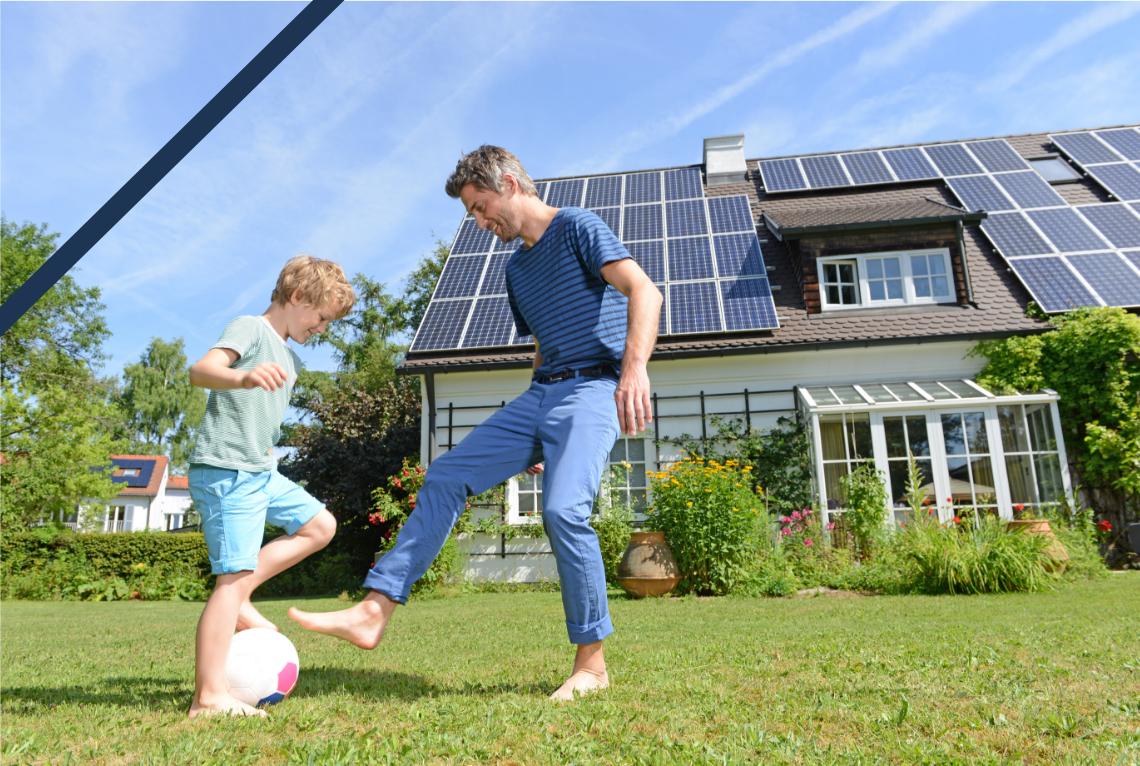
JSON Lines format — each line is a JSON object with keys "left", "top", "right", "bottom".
{"left": 109, "top": 458, "right": 155, "bottom": 488}
{"left": 411, "top": 167, "right": 779, "bottom": 352}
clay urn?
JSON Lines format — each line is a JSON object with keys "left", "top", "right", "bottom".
{"left": 616, "top": 532, "right": 681, "bottom": 598}
{"left": 1006, "top": 519, "right": 1068, "bottom": 572}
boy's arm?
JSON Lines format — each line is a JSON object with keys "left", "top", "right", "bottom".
{"left": 189, "top": 348, "right": 289, "bottom": 392}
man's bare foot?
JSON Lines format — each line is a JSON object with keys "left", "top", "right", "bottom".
{"left": 288, "top": 591, "right": 396, "bottom": 650}
{"left": 550, "top": 669, "right": 609, "bottom": 701}
{"left": 236, "top": 601, "right": 278, "bottom": 632}
{"left": 188, "top": 693, "right": 267, "bottom": 719}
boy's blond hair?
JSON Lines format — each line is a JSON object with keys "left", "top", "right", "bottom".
{"left": 271, "top": 255, "right": 356, "bottom": 319}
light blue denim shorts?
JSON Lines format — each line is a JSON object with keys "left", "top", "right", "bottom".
{"left": 188, "top": 464, "right": 324, "bottom": 575}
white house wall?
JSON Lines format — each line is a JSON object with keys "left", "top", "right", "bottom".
{"left": 417, "top": 338, "right": 985, "bottom": 583}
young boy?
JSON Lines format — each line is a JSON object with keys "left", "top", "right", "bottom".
{"left": 185, "top": 255, "right": 355, "bottom": 718}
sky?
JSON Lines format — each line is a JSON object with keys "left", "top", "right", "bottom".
{"left": 3, "top": 1, "right": 1139, "bottom": 380}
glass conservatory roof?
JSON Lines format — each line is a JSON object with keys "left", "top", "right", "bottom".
{"left": 798, "top": 380, "right": 1058, "bottom": 411}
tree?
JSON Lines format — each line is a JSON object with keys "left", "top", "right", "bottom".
{"left": 113, "top": 337, "right": 207, "bottom": 473}
{"left": 308, "top": 274, "right": 408, "bottom": 391}
{"left": 1, "top": 216, "right": 119, "bottom": 526}
{"left": 399, "top": 238, "right": 449, "bottom": 336}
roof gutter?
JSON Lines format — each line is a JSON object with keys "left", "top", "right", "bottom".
{"left": 765, "top": 210, "right": 987, "bottom": 241}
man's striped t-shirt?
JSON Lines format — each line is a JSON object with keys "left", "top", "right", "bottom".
{"left": 506, "top": 207, "right": 631, "bottom": 379}
{"left": 189, "top": 315, "right": 303, "bottom": 473}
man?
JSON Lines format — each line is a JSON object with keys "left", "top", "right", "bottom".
{"left": 290, "top": 145, "right": 662, "bottom": 700}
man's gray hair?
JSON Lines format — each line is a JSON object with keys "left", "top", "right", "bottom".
{"left": 445, "top": 145, "right": 538, "bottom": 199}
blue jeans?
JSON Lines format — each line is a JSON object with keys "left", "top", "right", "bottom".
{"left": 364, "top": 376, "right": 620, "bottom": 644}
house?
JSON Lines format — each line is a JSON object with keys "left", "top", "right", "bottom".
{"left": 77, "top": 455, "right": 194, "bottom": 532}
{"left": 398, "top": 124, "right": 1140, "bottom": 582}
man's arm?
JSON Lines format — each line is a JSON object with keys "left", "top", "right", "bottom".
{"left": 189, "top": 347, "right": 288, "bottom": 392}
{"left": 599, "top": 258, "right": 662, "bottom": 435}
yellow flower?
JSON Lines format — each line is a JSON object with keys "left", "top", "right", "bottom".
{"left": 735, "top": 483, "right": 742, "bottom": 487}
{"left": 732, "top": 508, "right": 738, "bottom": 512}
{"left": 686, "top": 502, "right": 693, "bottom": 507}
{"left": 742, "top": 467, "right": 752, "bottom": 472}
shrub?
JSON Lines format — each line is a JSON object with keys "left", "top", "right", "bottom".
{"left": 646, "top": 455, "right": 765, "bottom": 595}
{"left": 838, "top": 462, "right": 889, "bottom": 554}
{"left": 894, "top": 515, "right": 1058, "bottom": 594}
{"left": 1040, "top": 506, "right": 1109, "bottom": 581}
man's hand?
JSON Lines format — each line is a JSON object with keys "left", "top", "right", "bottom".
{"left": 615, "top": 365, "right": 651, "bottom": 435}
{"left": 242, "top": 362, "right": 289, "bottom": 392}
{"left": 524, "top": 463, "right": 544, "bottom": 477}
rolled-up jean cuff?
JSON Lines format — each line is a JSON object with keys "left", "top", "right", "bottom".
{"left": 567, "top": 615, "right": 614, "bottom": 645}
{"left": 213, "top": 557, "right": 259, "bottom": 575}
{"left": 362, "top": 571, "right": 408, "bottom": 605}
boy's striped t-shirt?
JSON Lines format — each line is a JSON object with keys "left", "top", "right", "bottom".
{"left": 189, "top": 315, "right": 303, "bottom": 473}
{"left": 505, "top": 207, "right": 631, "bottom": 379}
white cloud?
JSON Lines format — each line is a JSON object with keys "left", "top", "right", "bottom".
{"left": 852, "top": 2, "right": 986, "bottom": 75}
{"left": 983, "top": 2, "right": 1140, "bottom": 93}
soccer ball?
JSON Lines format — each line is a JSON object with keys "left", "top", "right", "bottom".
{"left": 226, "top": 628, "right": 300, "bottom": 707}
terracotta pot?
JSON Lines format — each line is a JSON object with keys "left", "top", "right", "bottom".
{"left": 616, "top": 532, "right": 681, "bottom": 598}
{"left": 1006, "top": 519, "right": 1068, "bottom": 572}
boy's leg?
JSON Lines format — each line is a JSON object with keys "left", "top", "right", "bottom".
{"left": 535, "top": 377, "right": 621, "bottom": 700}
{"left": 189, "top": 572, "right": 266, "bottom": 718}
{"left": 290, "top": 385, "right": 547, "bottom": 647}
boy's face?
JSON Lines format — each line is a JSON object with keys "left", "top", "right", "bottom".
{"left": 285, "top": 292, "right": 340, "bottom": 344}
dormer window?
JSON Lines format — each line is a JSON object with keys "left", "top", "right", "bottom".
{"left": 819, "top": 249, "right": 954, "bottom": 310}
{"left": 121, "top": 468, "right": 140, "bottom": 477}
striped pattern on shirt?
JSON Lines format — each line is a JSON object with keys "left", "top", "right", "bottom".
{"left": 506, "top": 207, "right": 631, "bottom": 379}
{"left": 189, "top": 316, "right": 303, "bottom": 473}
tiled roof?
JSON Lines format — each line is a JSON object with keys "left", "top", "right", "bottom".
{"left": 167, "top": 476, "right": 189, "bottom": 491}
{"left": 397, "top": 125, "right": 1140, "bottom": 373}
{"left": 764, "top": 198, "right": 980, "bottom": 235}
{"left": 109, "top": 454, "right": 168, "bottom": 498}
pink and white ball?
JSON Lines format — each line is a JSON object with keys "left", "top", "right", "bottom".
{"left": 225, "top": 628, "right": 299, "bottom": 708}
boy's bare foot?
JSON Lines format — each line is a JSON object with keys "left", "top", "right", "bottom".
{"left": 236, "top": 601, "right": 278, "bottom": 632}
{"left": 550, "top": 669, "right": 609, "bottom": 701}
{"left": 288, "top": 591, "right": 396, "bottom": 650}
{"left": 188, "top": 693, "right": 267, "bottom": 719}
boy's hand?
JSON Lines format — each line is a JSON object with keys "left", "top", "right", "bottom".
{"left": 242, "top": 362, "right": 289, "bottom": 392}
{"left": 524, "top": 463, "right": 544, "bottom": 477}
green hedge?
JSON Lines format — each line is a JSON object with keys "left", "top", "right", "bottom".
{"left": 1, "top": 528, "right": 212, "bottom": 601}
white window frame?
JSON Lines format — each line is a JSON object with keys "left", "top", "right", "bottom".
{"left": 507, "top": 473, "right": 543, "bottom": 526}
{"left": 604, "top": 436, "right": 652, "bottom": 518}
{"left": 818, "top": 248, "right": 956, "bottom": 310}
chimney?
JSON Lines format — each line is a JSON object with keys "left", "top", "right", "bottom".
{"left": 703, "top": 134, "right": 746, "bottom": 186}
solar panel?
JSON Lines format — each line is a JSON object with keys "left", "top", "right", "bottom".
{"left": 707, "top": 195, "right": 755, "bottom": 234}
{"left": 626, "top": 240, "right": 666, "bottom": 283}
{"left": 713, "top": 233, "right": 767, "bottom": 278}
{"left": 964, "top": 140, "right": 1028, "bottom": 172}
{"left": 111, "top": 458, "right": 154, "bottom": 488}
{"left": 411, "top": 299, "right": 471, "bottom": 351}
{"left": 1026, "top": 208, "right": 1110, "bottom": 253}
{"left": 591, "top": 207, "right": 622, "bottom": 239}
{"left": 664, "top": 167, "right": 704, "bottom": 201}
{"left": 1087, "top": 163, "right": 1140, "bottom": 201}
{"left": 622, "top": 205, "right": 663, "bottom": 242}
{"left": 1076, "top": 204, "right": 1140, "bottom": 248}
{"left": 546, "top": 179, "right": 585, "bottom": 208}
{"left": 667, "top": 237, "right": 715, "bottom": 280}
{"left": 993, "top": 171, "right": 1067, "bottom": 209}
{"left": 882, "top": 147, "right": 938, "bottom": 181}
{"left": 585, "top": 176, "right": 623, "bottom": 208}
{"left": 1052, "top": 132, "right": 1122, "bottom": 165}
{"left": 434, "top": 255, "right": 487, "bottom": 299}
{"left": 924, "top": 144, "right": 984, "bottom": 176}
{"left": 801, "top": 155, "right": 850, "bottom": 188}
{"left": 453, "top": 218, "right": 495, "bottom": 255}
{"left": 1095, "top": 129, "right": 1140, "bottom": 161}
{"left": 1009, "top": 257, "right": 1098, "bottom": 313}
{"left": 759, "top": 159, "right": 808, "bottom": 192}
{"left": 1124, "top": 250, "right": 1140, "bottom": 271}
{"left": 946, "top": 175, "right": 1015, "bottom": 212}
{"left": 981, "top": 212, "right": 1055, "bottom": 256}
{"left": 1134, "top": 203, "right": 1140, "bottom": 215}
{"left": 533, "top": 182, "right": 549, "bottom": 203}
{"left": 721, "top": 278, "right": 778, "bottom": 330}
{"left": 665, "top": 199, "right": 709, "bottom": 238}
{"left": 511, "top": 328, "right": 534, "bottom": 346}
{"left": 493, "top": 236, "right": 523, "bottom": 253}
{"left": 461, "top": 297, "right": 515, "bottom": 349}
{"left": 841, "top": 152, "right": 895, "bottom": 185}
{"left": 668, "top": 282, "right": 723, "bottom": 334}
{"left": 625, "top": 171, "right": 662, "bottom": 204}
{"left": 1066, "top": 253, "right": 1140, "bottom": 307}
{"left": 480, "top": 253, "right": 512, "bottom": 295}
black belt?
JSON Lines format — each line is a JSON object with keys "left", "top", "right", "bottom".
{"left": 536, "top": 365, "right": 619, "bottom": 385}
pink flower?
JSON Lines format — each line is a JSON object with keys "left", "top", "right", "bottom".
{"left": 795, "top": 525, "right": 803, "bottom": 533}
{"left": 393, "top": 479, "right": 402, "bottom": 489}
{"left": 804, "top": 538, "right": 814, "bottom": 546}
{"left": 827, "top": 522, "right": 835, "bottom": 530}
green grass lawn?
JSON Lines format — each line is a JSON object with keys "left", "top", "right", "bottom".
{"left": 2, "top": 576, "right": 1138, "bottom": 766}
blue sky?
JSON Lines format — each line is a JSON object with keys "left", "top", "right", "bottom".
{"left": 3, "top": 1, "right": 1139, "bottom": 378}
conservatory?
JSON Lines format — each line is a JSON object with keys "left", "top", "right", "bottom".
{"left": 796, "top": 380, "right": 1074, "bottom": 527}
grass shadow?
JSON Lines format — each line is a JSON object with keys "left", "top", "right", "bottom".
{"left": 295, "top": 666, "right": 552, "bottom": 700}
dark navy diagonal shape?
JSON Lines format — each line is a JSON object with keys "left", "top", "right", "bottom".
{"left": 0, "top": 0, "right": 343, "bottom": 337}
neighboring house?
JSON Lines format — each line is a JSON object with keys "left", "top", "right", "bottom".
{"left": 78, "top": 455, "right": 193, "bottom": 532}
{"left": 399, "top": 124, "right": 1139, "bottom": 582}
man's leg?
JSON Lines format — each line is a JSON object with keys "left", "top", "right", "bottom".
{"left": 290, "top": 386, "right": 546, "bottom": 646}
{"left": 536, "top": 377, "right": 621, "bottom": 699}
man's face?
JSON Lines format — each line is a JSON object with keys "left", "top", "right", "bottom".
{"left": 460, "top": 178, "right": 521, "bottom": 242}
